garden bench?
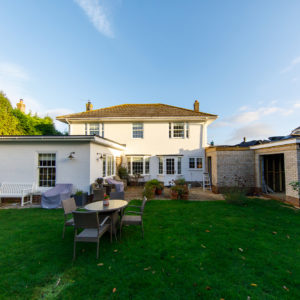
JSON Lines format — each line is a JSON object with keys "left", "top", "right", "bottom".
{"left": 0, "top": 182, "right": 35, "bottom": 206}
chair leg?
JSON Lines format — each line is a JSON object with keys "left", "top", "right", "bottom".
{"left": 120, "top": 221, "right": 122, "bottom": 239}
{"left": 110, "top": 222, "right": 113, "bottom": 243}
{"left": 97, "top": 240, "right": 100, "bottom": 259}
{"left": 73, "top": 240, "right": 76, "bottom": 261}
{"left": 141, "top": 221, "right": 144, "bottom": 239}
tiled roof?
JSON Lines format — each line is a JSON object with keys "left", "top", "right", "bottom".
{"left": 57, "top": 103, "right": 217, "bottom": 121}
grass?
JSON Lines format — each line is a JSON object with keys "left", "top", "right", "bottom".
{"left": 0, "top": 199, "right": 300, "bottom": 299}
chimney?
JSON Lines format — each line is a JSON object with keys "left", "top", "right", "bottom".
{"left": 86, "top": 101, "right": 93, "bottom": 111}
{"left": 16, "top": 99, "right": 25, "bottom": 113}
{"left": 193, "top": 100, "right": 199, "bottom": 112}
{"left": 243, "top": 137, "right": 246, "bottom": 143}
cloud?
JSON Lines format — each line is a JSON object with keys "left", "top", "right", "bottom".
{"left": 0, "top": 61, "right": 72, "bottom": 132}
{"left": 227, "top": 123, "right": 275, "bottom": 144}
{"left": 74, "top": 0, "right": 113, "bottom": 38}
{"left": 281, "top": 56, "right": 300, "bottom": 73}
{"left": 0, "top": 62, "right": 30, "bottom": 81}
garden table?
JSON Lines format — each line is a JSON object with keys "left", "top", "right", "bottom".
{"left": 84, "top": 200, "right": 128, "bottom": 237}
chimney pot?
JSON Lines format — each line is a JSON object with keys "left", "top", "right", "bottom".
{"left": 193, "top": 100, "right": 199, "bottom": 112}
{"left": 86, "top": 101, "right": 93, "bottom": 111}
{"left": 16, "top": 99, "right": 26, "bottom": 113}
{"left": 243, "top": 137, "right": 246, "bottom": 142}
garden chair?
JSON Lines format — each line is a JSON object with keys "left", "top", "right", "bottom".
{"left": 109, "top": 191, "right": 125, "bottom": 200}
{"left": 72, "top": 211, "right": 112, "bottom": 260}
{"left": 120, "top": 196, "right": 147, "bottom": 239}
{"left": 93, "top": 188, "right": 104, "bottom": 202}
{"left": 62, "top": 197, "right": 77, "bottom": 239}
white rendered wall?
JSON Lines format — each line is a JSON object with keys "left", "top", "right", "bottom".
{"left": 70, "top": 121, "right": 207, "bottom": 183}
{"left": 0, "top": 142, "right": 92, "bottom": 193}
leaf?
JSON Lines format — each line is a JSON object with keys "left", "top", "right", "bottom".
{"left": 283, "top": 286, "right": 289, "bottom": 291}
{"left": 114, "top": 249, "right": 118, "bottom": 252}
{"left": 205, "top": 286, "right": 212, "bottom": 290}
{"left": 250, "top": 283, "right": 257, "bottom": 287}
{"left": 238, "top": 248, "right": 244, "bottom": 252}
{"left": 97, "top": 263, "right": 104, "bottom": 266}
{"left": 272, "top": 231, "right": 277, "bottom": 235}
{"left": 55, "top": 278, "right": 61, "bottom": 287}
{"left": 205, "top": 230, "right": 210, "bottom": 232}
{"left": 201, "top": 244, "right": 206, "bottom": 248}
{"left": 112, "top": 288, "right": 117, "bottom": 293}
{"left": 286, "top": 235, "right": 290, "bottom": 239}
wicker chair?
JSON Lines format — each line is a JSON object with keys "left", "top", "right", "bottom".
{"left": 93, "top": 188, "right": 105, "bottom": 202}
{"left": 72, "top": 211, "right": 112, "bottom": 260}
{"left": 109, "top": 191, "right": 125, "bottom": 200}
{"left": 120, "top": 197, "right": 147, "bottom": 239}
{"left": 62, "top": 197, "right": 77, "bottom": 239}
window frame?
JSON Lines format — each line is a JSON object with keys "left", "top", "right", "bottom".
{"left": 189, "top": 157, "right": 203, "bottom": 170}
{"left": 132, "top": 123, "right": 144, "bottom": 139}
{"left": 169, "top": 122, "right": 189, "bottom": 139}
{"left": 102, "top": 155, "right": 115, "bottom": 177}
{"left": 85, "top": 123, "right": 104, "bottom": 137}
{"left": 127, "top": 156, "right": 150, "bottom": 175}
{"left": 38, "top": 153, "right": 56, "bottom": 187}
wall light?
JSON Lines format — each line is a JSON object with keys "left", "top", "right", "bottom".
{"left": 68, "top": 152, "right": 75, "bottom": 160}
{"left": 96, "top": 153, "right": 103, "bottom": 161}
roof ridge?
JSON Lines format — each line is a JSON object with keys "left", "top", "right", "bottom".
{"left": 158, "top": 103, "right": 216, "bottom": 116}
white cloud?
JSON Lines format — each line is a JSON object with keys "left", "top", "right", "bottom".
{"left": 281, "top": 56, "right": 300, "bottom": 73}
{"left": 74, "top": 0, "right": 113, "bottom": 38}
{"left": 0, "top": 62, "right": 30, "bottom": 81}
{"left": 0, "top": 61, "right": 72, "bottom": 133}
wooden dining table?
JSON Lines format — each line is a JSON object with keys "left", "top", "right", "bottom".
{"left": 84, "top": 200, "right": 128, "bottom": 236}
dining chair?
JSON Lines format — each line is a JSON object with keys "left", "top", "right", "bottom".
{"left": 61, "top": 197, "right": 77, "bottom": 239}
{"left": 120, "top": 196, "right": 147, "bottom": 239}
{"left": 93, "top": 188, "right": 105, "bottom": 202}
{"left": 109, "top": 191, "right": 125, "bottom": 200}
{"left": 72, "top": 211, "right": 112, "bottom": 260}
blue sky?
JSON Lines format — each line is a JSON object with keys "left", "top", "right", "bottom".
{"left": 1, "top": 0, "right": 300, "bottom": 144}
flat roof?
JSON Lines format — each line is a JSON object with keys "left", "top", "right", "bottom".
{"left": 0, "top": 135, "right": 126, "bottom": 151}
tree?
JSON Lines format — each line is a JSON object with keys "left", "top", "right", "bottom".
{"left": 0, "top": 92, "right": 22, "bottom": 135}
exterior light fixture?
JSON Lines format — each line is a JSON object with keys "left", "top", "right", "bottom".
{"left": 68, "top": 152, "right": 75, "bottom": 160}
{"left": 96, "top": 153, "right": 103, "bottom": 161}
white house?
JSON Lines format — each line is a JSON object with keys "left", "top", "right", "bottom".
{"left": 0, "top": 100, "right": 217, "bottom": 195}
{"left": 56, "top": 100, "right": 217, "bottom": 186}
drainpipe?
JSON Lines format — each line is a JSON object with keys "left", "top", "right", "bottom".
{"left": 66, "top": 118, "right": 71, "bottom": 135}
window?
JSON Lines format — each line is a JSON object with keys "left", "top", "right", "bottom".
{"left": 127, "top": 156, "right": 150, "bottom": 175}
{"left": 132, "top": 123, "right": 143, "bottom": 138}
{"left": 166, "top": 158, "right": 175, "bottom": 174}
{"left": 177, "top": 157, "right": 182, "bottom": 174}
{"left": 85, "top": 123, "right": 104, "bottom": 137}
{"left": 103, "top": 155, "right": 115, "bottom": 177}
{"left": 132, "top": 157, "right": 143, "bottom": 174}
{"left": 189, "top": 157, "right": 203, "bottom": 169}
{"left": 158, "top": 157, "right": 163, "bottom": 174}
{"left": 169, "top": 122, "right": 189, "bottom": 138}
{"left": 38, "top": 153, "right": 56, "bottom": 187}
{"left": 145, "top": 157, "right": 150, "bottom": 174}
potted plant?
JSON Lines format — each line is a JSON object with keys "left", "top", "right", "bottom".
{"left": 143, "top": 185, "right": 156, "bottom": 200}
{"left": 74, "top": 189, "right": 88, "bottom": 207}
{"left": 145, "top": 179, "right": 164, "bottom": 196}
{"left": 170, "top": 186, "right": 179, "bottom": 199}
{"left": 170, "top": 178, "right": 189, "bottom": 200}
{"left": 96, "top": 177, "right": 103, "bottom": 187}
{"left": 103, "top": 194, "right": 110, "bottom": 206}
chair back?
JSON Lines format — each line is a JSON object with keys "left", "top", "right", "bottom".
{"left": 110, "top": 191, "right": 125, "bottom": 200}
{"left": 62, "top": 198, "right": 77, "bottom": 215}
{"left": 93, "top": 189, "right": 104, "bottom": 201}
{"left": 72, "top": 211, "right": 99, "bottom": 229}
{"left": 141, "top": 196, "right": 147, "bottom": 214}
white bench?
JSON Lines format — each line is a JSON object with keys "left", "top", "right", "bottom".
{"left": 0, "top": 182, "right": 35, "bottom": 206}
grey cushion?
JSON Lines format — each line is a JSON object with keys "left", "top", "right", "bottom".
{"left": 122, "top": 215, "right": 141, "bottom": 224}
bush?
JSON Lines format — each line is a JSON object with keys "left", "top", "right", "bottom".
{"left": 118, "top": 167, "right": 128, "bottom": 180}
{"left": 174, "top": 178, "right": 186, "bottom": 186}
{"left": 143, "top": 185, "right": 155, "bottom": 199}
{"left": 145, "top": 179, "right": 163, "bottom": 190}
{"left": 224, "top": 190, "right": 248, "bottom": 206}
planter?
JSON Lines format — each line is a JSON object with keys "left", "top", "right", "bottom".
{"left": 103, "top": 199, "right": 110, "bottom": 206}
{"left": 170, "top": 190, "right": 178, "bottom": 200}
{"left": 155, "top": 188, "right": 163, "bottom": 196}
{"left": 74, "top": 192, "right": 88, "bottom": 207}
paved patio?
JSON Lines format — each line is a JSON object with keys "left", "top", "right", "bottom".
{"left": 125, "top": 186, "right": 224, "bottom": 201}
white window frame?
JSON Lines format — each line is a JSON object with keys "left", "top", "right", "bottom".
{"left": 127, "top": 156, "right": 150, "bottom": 175}
{"left": 132, "top": 123, "right": 144, "bottom": 139}
{"left": 85, "top": 123, "right": 104, "bottom": 137}
{"left": 169, "top": 122, "right": 189, "bottom": 139}
{"left": 189, "top": 157, "right": 203, "bottom": 170}
{"left": 102, "top": 154, "right": 115, "bottom": 177}
{"left": 37, "top": 153, "right": 56, "bottom": 187}
{"left": 158, "top": 156, "right": 182, "bottom": 175}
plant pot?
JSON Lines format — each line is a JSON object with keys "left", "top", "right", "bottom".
{"left": 170, "top": 191, "right": 178, "bottom": 200}
{"left": 103, "top": 199, "right": 109, "bottom": 206}
{"left": 74, "top": 192, "right": 88, "bottom": 207}
{"left": 155, "top": 188, "right": 163, "bottom": 195}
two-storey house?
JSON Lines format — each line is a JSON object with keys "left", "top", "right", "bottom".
{"left": 56, "top": 100, "right": 217, "bottom": 185}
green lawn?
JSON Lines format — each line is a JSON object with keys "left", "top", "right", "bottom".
{"left": 0, "top": 199, "right": 300, "bottom": 299}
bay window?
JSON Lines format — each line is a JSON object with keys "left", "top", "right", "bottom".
{"left": 127, "top": 156, "right": 150, "bottom": 175}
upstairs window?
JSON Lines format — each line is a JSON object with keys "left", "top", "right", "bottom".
{"left": 38, "top": 153, "right": 56, "bottom": 187}
{"left": 189, "top": 157, "right": 203, "bottom": 169}
{"left": 169, "top": 122, "right": 189, "bottom": 139}
{"left": 132, "top": 123, "right": 144, "bottom": 138}
{"left": 85, "top": 123, "right": 104, "bottom": 137}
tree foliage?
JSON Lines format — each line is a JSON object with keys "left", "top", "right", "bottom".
{"left": 0, "top": 91, "right": 62, "bottom": 136}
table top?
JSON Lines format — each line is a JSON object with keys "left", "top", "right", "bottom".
{"left": 84, "top": 200, "right": 128, "bottom": 212}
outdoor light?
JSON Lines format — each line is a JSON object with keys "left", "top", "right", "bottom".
{"left": 96, "top": 153, "right": 103, "bottom": 161}
{"left": 68, "top": 152, "right": 75, "bottom": 160}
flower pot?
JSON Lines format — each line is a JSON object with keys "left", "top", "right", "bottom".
{"left": 170, "top": 191, "right": 178, "bottom": 200}
{"left": 103, "top": 199, "right": 109, "bottom": 206}
{"left": 155, "top": 188, "right": 163, "bottom": 195}
{"left": 74, "top": 192, "right": 88, "bottom": 207}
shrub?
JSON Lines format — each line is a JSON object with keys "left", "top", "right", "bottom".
{"left": 224, "top": 190, "right": 248, "bottom": 206}
{"left": 145, "top": 179, "right": 163, "bottom": 190}
{"left": 289, "top": 181, "right": 300, "bottom": 196}
{"left": 174, "top": 178, "right": 186, "bottom": 186}
{"left": 143, "top": 185, "right": 155, "bottom": 199}
{"left": 118, "top": 167, "right": 128, "bottom": 180}
{"left": 75, "top": 190, "right": 83, "bottom": 196}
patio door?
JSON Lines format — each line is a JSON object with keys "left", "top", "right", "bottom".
{"left": 166, "top": 158, "right": 175, "bottom": 175}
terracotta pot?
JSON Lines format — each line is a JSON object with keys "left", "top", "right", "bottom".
{"left": 155, "top": 188, "right": 163, "bottom": 195}
{"left": 170, "top": 191, "right": 178, "bottom": 200}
